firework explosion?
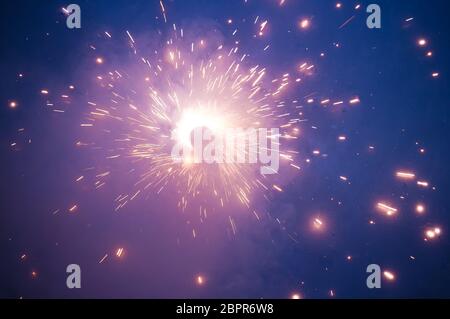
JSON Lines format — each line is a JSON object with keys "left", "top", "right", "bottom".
{"left": 1, "top": 0, "right": 449, "bottom": 299}
{"left": 78, "top": 28, "right": 298, "bottom": 212}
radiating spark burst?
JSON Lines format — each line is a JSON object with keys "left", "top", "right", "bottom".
{"left": 78, "top": 29, "right": 303, "bottom": 213}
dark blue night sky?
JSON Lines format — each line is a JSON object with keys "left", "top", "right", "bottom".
{"left": 1, "top": 0, "right": 450, "bottom": 299}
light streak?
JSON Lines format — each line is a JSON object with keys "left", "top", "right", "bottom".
{"left": 377, "top": 202, "right": 398, "bottom": 216}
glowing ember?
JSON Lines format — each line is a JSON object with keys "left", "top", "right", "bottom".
{"left": 383, "top": 271, "right": 395, "bottom": 281}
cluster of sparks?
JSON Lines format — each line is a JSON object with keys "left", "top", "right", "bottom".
{"left": 78, "top": 30, "right": 304, "bottom": 213}
{"left": 6, "top": 1, "right": 445, "bottom": 298}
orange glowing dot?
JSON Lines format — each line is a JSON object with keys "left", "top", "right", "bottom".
{"left": 418, "top": 38, "right": 427, "bottom": 46}
{"left": 196, "top": 275, "right": 205, "bottom": 285}
{"left": 383, "top": 271, "right": 395, "bottom": 281}
{"left": 415, "top": 204, "right": 425, "bottom": 214}
{"left": 425, "top": 227, "right": 442, "bottom": 240}
{"left": 291, "top": 293, "right": 302, "bottom": 299}
{"left": 336, "top": 3, "right": 342, "bottom": 8}
{"left": 96, "top": 57, "right": 104, "bottom": 64}
{"left": 9, "top": 101, "right": 18, "bottom": 109}
{"left": 31, "top": 271, "right": 38, "bottom": 278}
{"left": 426, "top": 51, "right": 433, "bottom": 57}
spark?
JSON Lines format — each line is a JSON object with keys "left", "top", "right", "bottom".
{"left": 196, "top": 275, "right": 205, "bottom": 286}
{"left": 349, "top": 97, "right": 360, "bottom": 104}
{"left": 99, "top": 254, "right": 108, "bottom": 264}
{"left": 115, "top": 247, "right": 124, "bottom": 258}
{"left": 339, "top": 16, "right": 355, "bottom": 29}
{"left": 417, "top": 38, "right": 427, "bottom": 47}
{"left": 312, "top": 217, "right": 324, "bottom": 231}
{"left": 417, "top": 180, "right": 429, "bottom": 188}
{"left": 424, "top": 227, "right": 442, "bottom": 240}
{"left": 273, "top": 185, "right": 283, "bottom": 192}
{"left": 377, "top": 202, "right": 398, "bottom": 216}
{"left": 259, "top": 20, "right": 268, "bottom": 36}
{"left": 159, "top": 1, "right": 167, "bottom": 23}
{"left": 9, "top": 101, "right": 18, "bottom": 109}
{"left": 299, "top": 19, "right": 310, "bottom": 29}
{"left": 78, "top": 30, "right": 303, "bottom": 213}
{"left": 415, "top": 204, "right": 425, "bottom": 214}
{"left": 383, "top": 271, "right": 395, "bottom": 281}
{"left": 396, "top": 171, "right": 415, "bottom": 180}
